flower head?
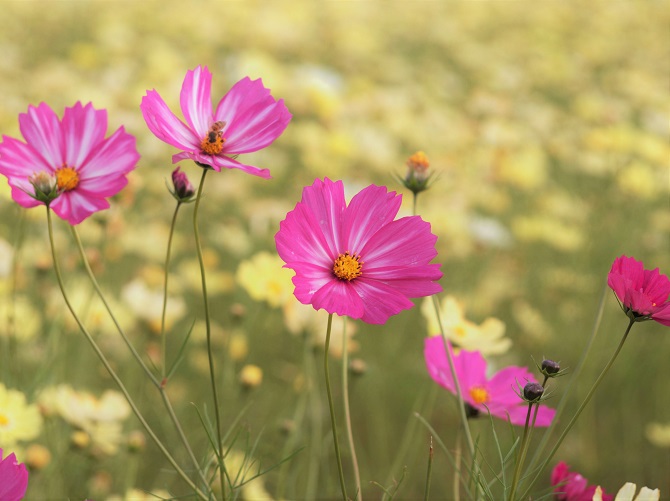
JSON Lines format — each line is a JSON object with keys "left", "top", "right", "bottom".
{"left": 141, "top": 66, "right": 291, "bottom": 179}
{"left": 424, "top": 337, "right": 555, "bottom": 426}
{"left": 595, "top": 483, "right": 660, "bottom": 501}
{"left": 170, "top": 166, "right": 195, "bottom": 202}
{"left": 608, "top": 255, "right": 670, "bottom": 326}
{"left": 0, "top": 449, "right": 28, "bottom": 501}
{"left": 0, "top": 383, "right": 43, "bottom": 447}
{"left": 401, "top": 150, "right": 434, "bottom": 195}
{"left": 275, "top": 178, "right": 442, "bottom": 324}
{"left": 551, "top": 461, "right": 612, "bottom": 501}
{"left": 0, "top": 102, "right": 140, "bottom": 225}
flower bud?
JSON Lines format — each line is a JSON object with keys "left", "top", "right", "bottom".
{"left": 541, "top": 359, "right": 560, "bottom": 375}
{"left": 523, "top": 382, "right": 544, "bottom": 402}
{"left": 400, "top": 151, "right": 433, "bottom": 195}
{"left": 127, "top": 430, "right": 146, "bottom": 453}
{"left": 25, "top": 444, "right": 51, "bottom": 471}
{"left": 170, "top": 166, "right": 195, "bottom": 202}
{"left": 28, "top": 171, "right": 60, "bottom": 205}
{"left": 239, "top": 364, "right": 263, "bottom": 389}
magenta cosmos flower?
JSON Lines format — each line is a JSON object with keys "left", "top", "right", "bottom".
{"left": 0, "top": 102, "right": 139, "bottom": 225}
{"left": 424, "top": 336, "right": 555, "bottom": 426}
{"left": 140, "top": 65, "right": 291, "bottom": 179}
{"left": 0, "top": 448, "right": 28, "bottom": 501}
{"left": 608, "top": 255, "right": 670, "bottom": 326}
{"left": 551, "top": 462, "right": 612, "bottom": 501}
{"left": 275, "top": 178, "right": 442, "bottom": 324}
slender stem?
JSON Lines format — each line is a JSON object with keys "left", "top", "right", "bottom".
{"left": 193, "top": 167, "right": 228, "bottom": 497}
{"left": 47, "top": 209, "right": 208, "bottom": 500}
{"left": 412, "top": 193, "right": 418, "bottom": 216}
{"left": 342, "top": 319, "right": 362, "bottom": 501}
{"left": 526, "top": 282, "right": 608, "bottom": 474}
{"left": 431, "top": 296, "right": 476, "bottom": 459}
{"left": 71, "top": 225, "right": 211, "bottom": 493}
{"left": 453, "top": 430, "right": 461, "bottom": 501}
{"left": 518, "top": 318, "right": 636, "bottom": 500}
{"left": 423, "top": 436, "right": 434, "bottom": 501}
{"left": 324, "top": 313, "right": 348, "bottom": 501}
{"left": 507, "top": 403, "right": 533, "bottom": 501}
{"left": 161, "top": 202, "right": 182, "bottom": 378}
{"left": 306, "top": 333, "right": 323, "bottom": 501}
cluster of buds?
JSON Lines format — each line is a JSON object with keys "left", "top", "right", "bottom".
{"left": 521, "top": 358, "right": 564, "bottom": 405}
{"left": 168, "top": 166, "right": 195, "bottom": 203}
{"left": 399, "top": 151, "right": 435, "bottom": 196}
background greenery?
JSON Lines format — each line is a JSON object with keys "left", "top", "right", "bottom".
{"left": 0, "top": 1, "right": 668, "bottom": 499}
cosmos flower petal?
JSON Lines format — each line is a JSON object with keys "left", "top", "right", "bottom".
{"left": 51, "top": 190, "right": 110, "bottom": 226}
{"left": 223, "top": 98, "right": 292, "bottom": 154}
{"left": 651, "top": 305, "right": 670, "bottom": 327}
{"left": 0, "top": 135, "right": 51, "bottom": 177}
{"left": 424, "top": 337, "right": 488, "bottom": 396}
{"left": 363, "top": 265, "right": 443, "bottom": 297}
{"left": 351, "top": 279, "right": 414, "bottom": 324}
{"left": 140, "top": 90, "right": 200, "bottom": 150}
{"left": 62, "top": 102, "right": 108, "bottom": 168}
{"left": 361, "top": 216, "right": 439, "bottom": 268}
{"left": 10, "top": 184, "right": 42, "bottom": 208}
{"left": 79, "top": 126, "right": 140, "bottom": 179}
{"left": 288, "top": 261, "right": 335, "bottom": 306}
{"left": 276, "top": 200, "right": 334, "bottom": 267}
{"left": 215, "top": 77, "right": 276, "bottom": 129}
{"left": 172, "top": 151, "right": 271, "bottom": 179}
{"left": 18, "top": 103, "right": 63, "bottom": 167}
{"left": 0, "top": 449, "right": 29, "bottom": 500}
{"left": 180, "top": 66, "right": 213, "bottom": 135}
{"left": 342, "top": 184, "right": 401, "bottom": 252}
{"left": 312, "top": 278, "right": 366, "bottom": 319}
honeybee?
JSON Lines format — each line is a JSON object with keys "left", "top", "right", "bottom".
{"left": 207, "top": 121, "right": 226, "bottom": 143}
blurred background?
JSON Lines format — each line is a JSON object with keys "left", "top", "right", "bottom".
{"left": 0, "top": 1, "right": 668, "bottom": 499}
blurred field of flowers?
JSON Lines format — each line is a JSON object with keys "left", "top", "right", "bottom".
{"left": 0, "top": 1, "right": 668, "bottom": 498}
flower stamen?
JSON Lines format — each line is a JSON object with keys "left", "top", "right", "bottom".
{"left": 469, "top": 385, "right": 489, "bottom": 404}
{"left": 333, "top": 251, "right": 363, "bottom": 281}
{"left": 200, "top": 120, "right": 226, "bottom": 155}
{"left": 55, "top": 165, "right": 79, "bottom": 191}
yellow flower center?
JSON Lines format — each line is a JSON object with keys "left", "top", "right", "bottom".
{"left": 333, "top": 252, "right": 363, "bottom": 281}
{"left": 469, "top": 385, "right": 489, "bottom": 405}
{"left": 55, "top": 165, "right": 79, "bottom": 191}
{"left": 454, "top": 325, "right": 466, "bottom": 337}
{"left": 407, "top": 151, "right": 430, "bottom": 173}
{"left": 0, "top": 412, "right": 9, "bottom": 427}
{"left": 200, "top": 120, "right": 226, "bottom": 155}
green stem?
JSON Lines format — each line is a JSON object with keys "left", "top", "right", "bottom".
{"left": 507, "top": 403, "right": 533, "bottom": 501}
{"left": 71, "top": 225, "right": 211, "bottom": 494}
{"left": 324, "top": 313, "right": 348, "bottom": 501}
{"left": 431, "top": 296, "right": 476, "bottom": 459}
{"left": 518, "top": 317, "right": 636, "bottom": 500}
{"left": 342, "top": 320, "right": 361, "bottom": 501}
{"left": 306, "top": 332, "right": 323, "bottom": 500}
{"left": 193, "top": 167, "right": 228, "bottom": 498}
{"left": 47, "top": 209, "right": 208, "bottom": 500}
{"left": 161, "top": 202, "right": 182, "bottom": 378}
{"left": 423, "top": 436, "right": 434, "bottom": 501}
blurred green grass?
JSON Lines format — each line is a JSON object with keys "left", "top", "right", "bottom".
{"left": 0, "top": 1, "right": 668, "bottom": 498}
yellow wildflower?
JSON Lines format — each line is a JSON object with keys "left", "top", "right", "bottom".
{"left": 0, "top": 383, "right": 42, "bottom": 447}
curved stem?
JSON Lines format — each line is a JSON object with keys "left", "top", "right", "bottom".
{"left": 507, "top": 403, "right": 533, "bottom": 501}
{"left": 71, "top": 225, "right": 211, "bottom": 494}
{"left": 518, "top": 318, "right": 635, "bottom": 500}
{"left": 424, "top": 436, "right": 434, "bottom": 501}
{"left": 193, "top": 168, "right": 228, "bottom": 497}
{"left": 324, "top": 313, "right": 348, "bottom": 501}
{"left": 47, "top": 209, "right": 208, "bottom": 500}
{"left": 342, "top": 319, "right": 361, "bottom": 501}
{"left": 161, "top": 202, "right": 182, "bottom": 378}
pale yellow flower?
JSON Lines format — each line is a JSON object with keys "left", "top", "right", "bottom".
{"left": 645, "top": 422, "right": 670, "bottom": 448}
{"left": 593, "top": 483, "right": 660, "bottom": 501}
{"left": 422, "top": 296, "right": 511, "bottom": 356}
{"left": 0, "top": 383, "right": 42, "bottom": 447}
{"left": 121, "top": 278, "right": 186, "bottom": 333}
{"left": 236, "top": 251, "right": 294, "bottom": 308}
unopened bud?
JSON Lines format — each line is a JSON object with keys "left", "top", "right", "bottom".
{"left": 541, "top": 359, "right": 560, "bottom": 375}
{"left": 127, "top": 430, "right": 146, "bottom": 453}
{"left": 523, "top": 382, "right": 544, "bottom": 402}
{"left": 28, "top": 171, "right": 60, "bottom": 205}
{"left": 400, "top": 151, "right": 433, "bottom": 195}
{"left": 25, "top": 444, "right": 51, "bottom": 471}
{"left": 170, "top": 167, "right": 195, "bottom": 202}
{"left": 239, "top": 364, "right": 263, "bottom": 389}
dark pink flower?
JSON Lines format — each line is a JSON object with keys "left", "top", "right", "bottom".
{"left": 0, "top": 448, "right": 28, "bottom": 500}
{"left": 275, "top": 178, "right": 442, "bottom": 324}
{"left": 424, "top": 336, "right": 555, "bottom": 426}
{"left": 551, "top": 461, "right": 612, "bottom": 501}
{"left": 0, "top": 102, "right": 139, "bottom": 225}
{"left": 140, "top": 66, "right": 291, "bottom": 179}
{"left": 607, "top": 255, "right": 670, "bottom": 326}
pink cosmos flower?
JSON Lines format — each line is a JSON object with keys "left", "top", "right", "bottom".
{"left": 607, "top": 255, "right": 670, "bottom": 326}
{"left": 551, "top": 461, "right": 612, "bottom": 501}
{"left": 275, "top": 178, "right": 442, "bottom": 324}
{"left": 0, "top": 102, "right": 139, "bottom": 225}
{"left": 0, "top": 448, "right": 28, "bottom": 501}
{"left": 140, "top": 65, "right": 291, "bottom": 179}
{"left": 424, "top": 336, "right": 555, "bottom": 426}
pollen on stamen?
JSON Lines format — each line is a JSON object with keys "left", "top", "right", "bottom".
{"left": 55, "top": 165, "right": 79, "bottom": 191}
{"left": 333, "top": 251, "right": 363, "bottom": 281}
{"left": 469, "top": 385, "right": 489, "bottom": 405}
{"left": 200, "top": 121, "right": 226, "bottom": 155}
